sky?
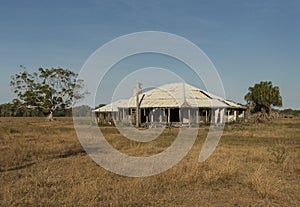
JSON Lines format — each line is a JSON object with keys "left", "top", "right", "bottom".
{"left": 0, "top": 0, "right": 299, "bottom": 109}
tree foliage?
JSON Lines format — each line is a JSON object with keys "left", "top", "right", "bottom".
{"left": 244, "top": 81, "right": 282, "bottom": 114}
{"left": 10, "top": 66, "right": 87, "bottom": 120}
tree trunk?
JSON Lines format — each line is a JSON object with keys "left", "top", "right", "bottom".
{"left": 267, "top": 106, "right": 272, "bottom": 115}
{"left": 46, "top": 111, "right": 53, "bottom": 121}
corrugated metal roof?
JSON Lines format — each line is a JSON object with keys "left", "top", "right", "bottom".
{"left": 94, "top": 99, "right": 129, "bottom": 112}
{"left": 95, "top": 82, "right": 245, "bottom": 112}
{"left": 223, "top": 100, "right": 247, "bottom": 109}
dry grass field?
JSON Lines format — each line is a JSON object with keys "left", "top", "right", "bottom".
{"left": 0, "top": 117, "right": 299, "bottom": 206}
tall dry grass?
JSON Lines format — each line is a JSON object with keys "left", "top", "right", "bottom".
{"left": 0, "top": 117, "right": 299, "bottom": 206}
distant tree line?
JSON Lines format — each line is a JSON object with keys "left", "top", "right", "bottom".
{"left": 0, "top": 102, "right": 93, "bottom": 117}
{"left": 279, "top": 108, "right": 300, "bottom": 117}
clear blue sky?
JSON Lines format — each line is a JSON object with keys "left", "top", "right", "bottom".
{"left": 0, "top": 0, "right": 299, "bottom": 109}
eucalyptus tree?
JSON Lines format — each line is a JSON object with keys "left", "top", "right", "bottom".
{"left": 10, "top": 66, "right": 87, "bottom": 120}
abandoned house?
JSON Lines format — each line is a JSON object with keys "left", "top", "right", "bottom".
{"left": 94, "top": 82, "right": 246, "bottom": 127}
